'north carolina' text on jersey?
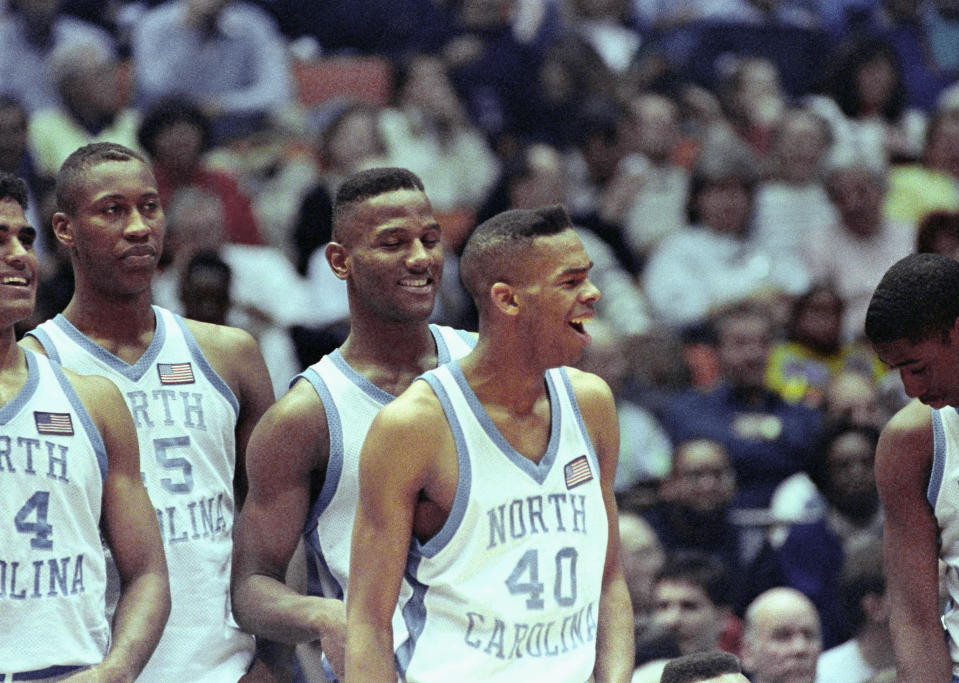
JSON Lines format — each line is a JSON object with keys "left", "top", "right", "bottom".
{"left": 0, "top": 350, "right": 109, "bottom": 674}
{"left": 29, "top": 306, "right": 253, "bottom": 681}
{"left": 398, "top": 362, "right": 608, "bottom": 682}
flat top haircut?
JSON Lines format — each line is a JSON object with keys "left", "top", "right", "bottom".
{"left": 331, "top": 167, "right": 426, "bottom": 243}
{"left": 865, "top": 252, "right": 959, "bottom": 344}
{"left": 0, "top": 172, "right": 29, "bottom": 211}
{"left": 660, "top": 650, "right": 743, "bottom": 683}
{"left": 459, "top": 204, "right": 573, "bottom": 302}
{"left": 56, "top": 142, "right": 150, "bottom": 215}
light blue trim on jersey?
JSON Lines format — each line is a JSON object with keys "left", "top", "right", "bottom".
{"left": 931, "top": 408, "right": 949, "bottom": 508}
{"left": 43, "top": 351, "right": 108, "bottom": 481}
{"left": 45, "top": 308, "right": 169, "bottom": 382}
{"left": 0, "top": 347, "right": 40, "bottom": 423}
{"left": 413, "top": 370, "right": 472, "bottom": 559}
{"left": 171, "top": 310, "right": 239, "bottom": 417}
{"left": 554, "top": 368, "right": 600, "bottom": 471}
{"left": 395, "top": 554, "right": 428, "bottom": 678}
{"left": 25, "top": 325, "right": 59, "bottom": 364}
{"left": 446, "top": 361, "right": 560, "bottom": 485}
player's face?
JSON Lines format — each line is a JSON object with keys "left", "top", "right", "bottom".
{"left": 54, "top": 159, "right": 164, "bottom": 299}
{"left": 338, "top": 189, "right": 443, "bottom": 324}
{"left": 652, "top": 580, "right": 723, "bottom": 655}
{"left": 0, "top": 197, "right": 37, "bottom": 327}
{"left": 515, "top": 229, "right": 600, "bottom": 368}
{"left": 875, "top": 329, "right": 959, "bottom": 409}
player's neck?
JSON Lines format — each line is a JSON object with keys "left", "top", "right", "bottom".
{"left": 0, "top": 333, "right": 28, "bottom": 406}
{"left": 342, "top": 317, "right": 436, "bottom": 366}
{"left": 459, "top": 339, "right": 549, "bottom": 416}
{"left": 61, "top": 291, "right": 157, "bottom": 356}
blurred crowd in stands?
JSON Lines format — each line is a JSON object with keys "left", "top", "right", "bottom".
{"left": 5, "top": 0, "right": 959, "bottom": 679}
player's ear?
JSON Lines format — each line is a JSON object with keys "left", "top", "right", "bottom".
{"left": 326, "top": 242, "right": 349, "bottom": 280}
{"left": 51, "top": 212, "right": 75, "bottom": 248}
{"left": 490, "top": 282, "right": 518, "bottom": 316}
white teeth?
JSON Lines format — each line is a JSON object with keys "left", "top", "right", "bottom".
{"left": 400, "top": 279, "right": 428, "bottom": 287}
{"left": 1, "top": 277, "right": 27, "bottom": 285}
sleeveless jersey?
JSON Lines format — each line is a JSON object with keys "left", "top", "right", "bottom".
{"left": 397, "top": 362, "right": 608, "bottom": 683}
{"left": 29, "top": 306, "right": 254, "bottom": 682}
{"left": 0, "top": 351, "right": 109, "bottom": 673}
{"left": 931, "top": 406, "right": 959, "bottom": 676}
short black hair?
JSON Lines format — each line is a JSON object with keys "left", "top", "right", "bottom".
{"left": 865, "top": 253, "right": 959, "bottom": 344}
{"left": 916, "top": 210, "right": 959, "bottom": 254}
{"left": 137, "top": 96, "right": 213, "bottom": 159}
{"left": 654, "top": 551, "right": 730, "bottom": 608}
{"left": 660, "top": 650, "right": 742, "bottom": 683}
{"left": 0, "top": 172, "right": 29, "bottom": 211}
{"left": 331, "top": 166, "right": 425, "bottom": 243}
{"left": 459, "top": 205, "right": 572, "bottom": 302}
{"left": 56, "top": 142, "right": 149, "bottom": 214}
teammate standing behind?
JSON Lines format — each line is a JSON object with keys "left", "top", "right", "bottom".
{"left": 0, "top": 172, "right": 169, "bottom": 679}
{"left": 864, "top": 252, "right": 959, "bottom": 682}
{"left": 346, "top": 205, "right": 634, "bottom": 681}
{"left": 231, "top": 167, "right": 474, "bottom": 680}
{"left": 21, "top": 143, "right": 275, "bottom": 681}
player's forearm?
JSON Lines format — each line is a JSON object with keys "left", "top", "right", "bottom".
{"left": 345, "top": 623, "right": 397, "bottom": 683}
{"left": 593, "top": 574, "right": 635, "bottom": 683}
{"left": 890, "top": 614, "right": 952, "bottom": 682}
{"left": 233, "top": 573, "right": 341, "bottom": 644}
{"left": 97, "top": 570, "right": 170, "bottom": 682}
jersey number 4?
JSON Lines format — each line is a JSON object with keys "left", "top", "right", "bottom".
{"left": 14, "top": 491, "right": 54, "bottom": 549}
{"left": 505, "top": 547, "right": 578, "bottom": 609}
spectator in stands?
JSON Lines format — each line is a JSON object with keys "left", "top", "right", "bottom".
{"left": 131, "top": 0, "right": 292, "bottom": 142}
{"left": 916, "top": 208, "right": 959, "bottom": 259}
{"left": 741, "top": 588, "right": 821, "bottom": 683}
{"left": 137, "top": 96, "right": 263, "bottom": 246}
{"left": 0, "top": 0, "right": 116, "bottom": 113}
{"left": 803, "top": 159, "right": 914, "bottom": 341}
{"left": 765, "top": 283, "right": 885, "bottom": 409}
{"left": 27, "top": 40, "right": 142, "bottom": 178}
{"left": 716, "top": 57, "right": 789, "bottom": 157}
{"left": 379, "top": 52, "right": 499, "bottom": 213}
{"left": 751, "top": 107, "right": 835, "bottom": 287}
{"left": 823, "top": 367, "right": 894, "bottom": 431}
{"left": 883, "top": 105, "right": 959, "bottom": 227}
{"left": 806, "top": 34, "right": 926, "bottom": 169}
{"left": 643, "top": 136, "right": 808, "bottom": 329}
{"left": 0, "top": 96, "right": 53, "bottom": 251}
{"left": 816, "top": 540, "right": 895, "bottom": 682}
{"left": 619, "top": 512, "right": 668, "bottom": 660}
{"left": 659, "top": 300, "right": 822, "bottom": 511}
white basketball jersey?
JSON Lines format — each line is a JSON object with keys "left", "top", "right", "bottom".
{"left": 29, "top": 306, "right": 254, "bottom": 681}
{"left": 298, "top": 325, "right": 475, "bottom": 601}
{"left": 0, "top": 351, "right": 109, "bottom": 673}
{"left": 931, "top": 406, "right": 959, "bottom": 676}
{"left": 397, "top": 363, "right": 608, "bottom": 683}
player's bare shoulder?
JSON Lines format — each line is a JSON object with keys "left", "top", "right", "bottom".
{"left": 249, "top": 376, "right": 332, "bottom": 469}
{"left": 58, "top": 366, "right": 128, "bottom": 432}
{"left": 369, "top": 376, "right": 449, "bottom": 452}
{"left": 563, "top": 366, "right": 616, "bottom": 420}
{"left": 875, "top": 398, "right": 934, "bottom": 497}
{"left": 182, "top": 317, "right": 260, "bottom": 364}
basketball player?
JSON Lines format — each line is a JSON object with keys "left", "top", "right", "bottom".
{"left": 345, "top": 205, "right": 634, "bottom": 681}
{"left": 0, "top": 172, "right": 169, "bottom": 679}
{"left": 21, "top": 143, "right": 275, "bottom": 681}
{"left": 864, "top": 252, "right": 959, "bottom": 682}
{"left": 231, "top": 167, "right": 474, "bottom": 680}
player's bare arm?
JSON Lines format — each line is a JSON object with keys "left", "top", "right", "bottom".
{"left": 569, "top": 368, "right": 635, "bottom": 683}
{"left": 70, "top": 371, "right": 170, "bottom": 681}
{"left": 875, "top": 399, "right": 952, "bottom": 682}
{"left": 346, "top": 383, "right": 454, "bottom": 682}
{"left": 231, "top": 379, "right": 349, "bottom": 676}
{"left": 184, "top": 319, "right": 275, "bottom": 506}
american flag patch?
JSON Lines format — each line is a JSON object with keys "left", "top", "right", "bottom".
{"left": 564, "top": 455, "right": 593, "bottom": 489}
{"left": 157, "top": 362, "right": 195, "bottom": 385}
{"left": 35, "top": 411, "right": 74, "bottom": 436}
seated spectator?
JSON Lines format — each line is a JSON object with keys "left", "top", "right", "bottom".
{"left": 658, "top": 650, "right": 746, "bottom": 683}
{"left": 803, "top": 159, "right": 914, "bottom": 341}
{"left": 0, "top": 0, "right": 116, "bottom": 113}
{"left": 916, "top": 208, "right": 959, "bottom": 260}
{"left": 27, "top": 40, "right": 142, "bottom": 177}
{"left": 659, "top": 301, "right": 822, "bottom": 510}
{"left": 379, "top": 52, "right": 499, "bottom": 213}
{"left": 883, "top": 105, "right": 959, "bottom": 228}
{"left": 131, "top": 0, "right": 292, "bottom": 142}
{"left": 741, "top": 588, "right": 821, "bottom": 683}
{"left": 806, "top": 34, "right": 926, "bottom": 169}
{"left": 815, "top": 540, "right": 895, "bottom": 682}
{"left": 765, "top": 283, "right": 885, "bottom": 409}
{"left": 644, "top": 135, "right": 809, "bottom": 330}
{"left": 620, "top": 512, "right": 667, "bottom": 656}
{"left": 715, "top": 57, "right": 790, "bottom": 157}
{"left": 137, "top": 96, "right": 263, "bottom": 246}
{"left": 823, "top": 368, "right": 893, "bottom": 432}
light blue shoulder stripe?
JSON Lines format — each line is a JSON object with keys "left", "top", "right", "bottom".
{"left": 42, "top": 352, "right": 109, "bottom": 481}
{"left": 170, "top": 310, "right": 239, "bottom": 417}
{"left": 930, "top": 408, "right": 948, "bottom": 508}
{"left": 26, "top": 325, "right": 60, "bottom": 364}
{"left": 395, "top": 554, "right": 427, "bottom": 678}
{"left": 554, "top": 367, "right": 600, "bottom": 470}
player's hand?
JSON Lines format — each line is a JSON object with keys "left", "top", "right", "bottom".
{"left": 319, "top": 605, "right": 348, "bottom": 680}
